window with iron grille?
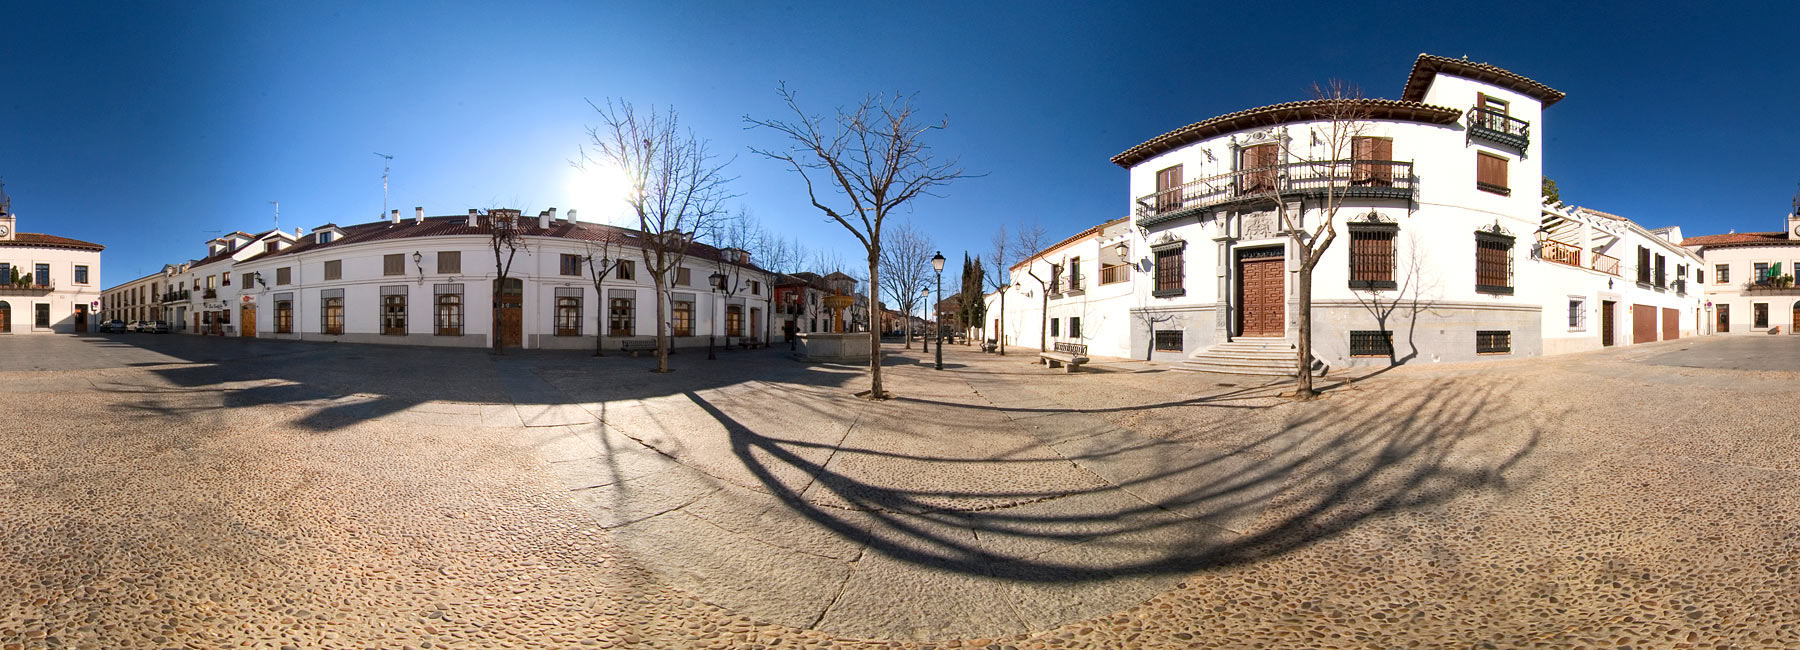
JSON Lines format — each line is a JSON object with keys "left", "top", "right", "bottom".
{"left": 561, "top": 254, "right": 582, "bottom": 277}
{"left": 1474, "top": 232, "right": 1514, "bottom": 295}
{"left": 1153, "top": 246, "right": 1184, "bottom": 297}
{"left": 384, "top": 254, "right": 405, "bottom": 276}
{"left": 1153, "top": 329, "right": 1183, "bottom": 352}
{"left": 610, "top": 297, "right": 634, "bottom": 335}
{"left": 1348, "top": 225, "right": 1397, "bottom": 290}
{"left": 1349, "top": 330, "right": 1393, "bottom": 357}
{"left": 275, "top": 301, "right": 292, "bottom": 333}
{"left": 556, "top": 297, "right": 581, "bottom": 336}
{"left": 1568, "top": 298, "right": 1585, "bottom": 330}
{"left": 1476, "top": 330, "right": 1511, "bottom": 354}
{"left": 672, "top": 300, "right": 693, "bottom": 336}
{"left": 382, "top": 294, "right": 406, "bottom": 335}
{"left": 322, "top": 297, "right": 344, "bottom": 334}
{"left": 436, "top": 293, "right": 462, "bottom": 336}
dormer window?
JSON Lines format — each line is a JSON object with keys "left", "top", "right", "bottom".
{"left": 318, "top": 232, "right": 334, "bottom": 243}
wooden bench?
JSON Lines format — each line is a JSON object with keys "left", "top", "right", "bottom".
{"left": 620, "top": 340, "right": 657, "bottom": 357}
{"left": 981, "top": 339, "right": 998, "bottom": 353}
{"left": 1038, "top": 342, "right": 1089, "bottom": 372}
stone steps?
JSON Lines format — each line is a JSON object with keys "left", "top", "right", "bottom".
{"left": 1175, "top": 337, "right": 1325, "bottom": 377}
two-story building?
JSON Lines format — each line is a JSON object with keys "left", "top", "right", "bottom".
{"left": 986, "top": 217, "right": 1137, "bottom": 358}
{"left": 229, "top": 207, "right": 774, "bottom": 350}
{"left": 1111, "top": 54, "right": 1564, "bottom": 371}
{"left": 1682, "top": 203, "right": 1800, "bottom": 335}
{"left": 1535, "top": 205, "right": 1706, "bottom": 353}
{"left": 0, "top": 188, "right": 103, "bottom": 334}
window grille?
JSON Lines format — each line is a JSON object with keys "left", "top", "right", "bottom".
{"left": 1476, "top": 330, "right": 1511, "bottom": 354}
{"left": 1153, "top": 248, "right": 1184, "bottom": 296}
{"left": 1348, "top": 226, "right": 1397, "bottom": 289}
{"left": 1475, "top": 233, "right": 1514, "bottom": 295}
{"left": 435, "top": 294, "right": 463, "bottom": 336}
{"left": 556, "top": 297, "right": 581, "bottom": 336}
{"left": 1350, "top": 330, "right": 1393, "bottom": 357}
{"left": 1153, "top": 329, "right": 1183, "bottom": 352}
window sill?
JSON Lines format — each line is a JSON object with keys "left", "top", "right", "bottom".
{"left": 1475, "top": 285, "right": 1514, "bottom": 296}
{"left": 1477, "top": 351, "right": 1513, "bottom": 356}
{"left": 1477, "top": 182, "right": 1511, "bottom": 196}
{"left": 1152, "top": 288, "right": 1186, "bottom": 298}
{"left": 1349, "top": 281, "right": 1398, "bottom": 291}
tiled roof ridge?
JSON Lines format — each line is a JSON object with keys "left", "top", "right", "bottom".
{"left": 1401, "top": 53, "right": 1566, "bottom": 107}
{"left": 1110, "top": 98, "right": 1461, "bottom": 168}
{"left": 0, "top": 232, "right": 105, "bottom": 250}
{"left": 1681, "top": 231, "right": 1795, "bottom": 247}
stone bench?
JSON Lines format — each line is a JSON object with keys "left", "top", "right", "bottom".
{"left": 620, "top": 340, "right": 658, "bottom": 357}
{"left": 981, "top": 339, "right": 998, "bottom": 353}
{"left": 1039, "top": 342, "right": 1089, "bottom": 372}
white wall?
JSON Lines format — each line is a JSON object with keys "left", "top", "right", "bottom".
{"left": 2, "top": 245, "right": 102, "bottom": 334}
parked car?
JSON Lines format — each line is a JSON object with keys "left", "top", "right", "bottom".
{"left": 146, "top": 320, "right": 171, "bottom": 334}
{"left": 125, "top": 320, "right": 145, "bottom": 332}
{"left": 99, "top": 319, "right": 126, "bottom": 333}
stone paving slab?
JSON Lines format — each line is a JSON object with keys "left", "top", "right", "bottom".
{"left": 609, "top": 509, "right": 853, "bottom": 630}
{"left": 814, "top": 548, "right": 1027, "bottom": 641}
{"left": 569, "top": 464, "right": 721, "bottom": 529}
{"left": 1049, "top": 427, "right": 1287, "bottom": 535}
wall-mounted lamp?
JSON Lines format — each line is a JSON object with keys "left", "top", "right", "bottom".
{"left": 1114, "top": 242, "right": 1129, "bottom": 258}
{"left": 413, "top": 251, "right": 424, "bottom": 284}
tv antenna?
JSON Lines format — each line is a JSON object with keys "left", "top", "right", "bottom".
{"left": 269, "top": 200, "right": 279, "bottom": 231}
{"left": 374, "top": 152, "right": 394, "bottom": 217}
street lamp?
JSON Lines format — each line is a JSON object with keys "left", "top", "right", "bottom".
{"left": 931, "top": 251, "right": 946, "bottom": 371}
{"left": 921, "top": 285, "right": 931, "bottom": 353}
{"left": 708, "top": 271, "right": 726, "bottom": 360}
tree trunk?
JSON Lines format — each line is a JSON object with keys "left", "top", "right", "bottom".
{"left": 866, "top": 254, "right": 884, "bottom": 397}
{"left": 903, "top": 305, "right": 912, "bottom": 349}
{"left": 997, "top": 290, "right": 1006, "bottom": 355}
{"left": 593, "top": 280, "right": 606, "bottom": 357}
{"left": 654, "top": 278, "right": 670, "bottom": 373}
{"left": 1039, "top": 291, "right": 1049, "bottom": 352}
{"left": 491, "top": 279, "right": 504, "bottom": 355}
{"left": 1294, "top": 263, "right": 1316, "bottom": 398}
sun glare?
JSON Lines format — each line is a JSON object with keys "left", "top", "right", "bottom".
{"left": 565, "top": 163, "right": 637, "bottom": 222}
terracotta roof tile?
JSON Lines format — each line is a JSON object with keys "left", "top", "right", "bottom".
{"left": 1111, "top": 99, "right": 1461, "bottom": 168}
{"left": 1680, "top": 231, "right": 1796, "bottom": 247}
{"left": 1401, "top": 54, "right": 1565, "bottom": 107}
{"left": 0, "top": 232, "right": 104, "bottom": 250}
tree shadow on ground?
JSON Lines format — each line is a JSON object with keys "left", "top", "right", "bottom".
{"left": 689, "top": 373, "right": 1546, "bottom": 583}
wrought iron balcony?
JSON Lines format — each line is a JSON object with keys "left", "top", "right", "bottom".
{"left": 0, "top": 281, "right": 54, "bottom": 295}
{"left": 1467, "top": 106, "right": 1529, "bottom": 150}
{"left": 1136, "top": 160, "right": 1417, "bottom": 227}
{"left": 160, "top": 290, "right": 191, "bottom": 303}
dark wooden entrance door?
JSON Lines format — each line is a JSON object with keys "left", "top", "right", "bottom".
{"left": 0, "top": 301, "right": 10, "bottom": 333}
{"left": 74, "top": 305, "right": 88, "bottom": 332}
{"left": 496, "top": 278, "right": 523, "bottom": 348}
{"left": 1600, "top": 301, "right": 1615, "bottom": 346}
{"left": 1716, "top": 304, "right": 1729, "bottom": 333}
{"left": 1632, "top": 304, "right": 1657, "bottom": 344}
{"left": 1238, "top": 254, "right": 1285, "bottom": 337}
{"left": 241, "top": 306, "right": 256, "bottom": 338}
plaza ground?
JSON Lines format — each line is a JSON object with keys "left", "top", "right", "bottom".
{"left": 2, "top": 333, "right": 1797, "bottom": 649}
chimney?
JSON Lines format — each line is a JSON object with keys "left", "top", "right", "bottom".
{"left": 469, "top": 208, "right": 479, "bottom": 224}
{"left": 548, "top": 207, "right": 558, "bottom": 223}
{"left": 294, "top": 228, "right": 302, "bottom": 237}
{"left": 567, "top": 209, "right": 578, "bottom": 222}
{"left": 414, "top": 206, "right": 424, "bottom": 225}
{"left": 538, "top": 209, "right": 550, "bottom": 230}
{"left": 390, "top": 209, "right": 401, "bottom": 225}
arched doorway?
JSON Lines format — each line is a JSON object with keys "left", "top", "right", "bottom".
{"left": 1793, "top": 301, "right": 1800, "bottom": 335}
{"left": 495, "top": 278, "right": 523, "bottom": 348}
{"left": 0, "top": 301, "right": 10, "bottom": 333}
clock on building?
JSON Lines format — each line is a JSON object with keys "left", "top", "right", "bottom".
{"left": 0, "top": 224, "right": 10, "bottom": 237}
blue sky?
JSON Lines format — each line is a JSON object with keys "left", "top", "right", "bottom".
{"left": 3, "top": 1, "right": 1797, "bottom": 288}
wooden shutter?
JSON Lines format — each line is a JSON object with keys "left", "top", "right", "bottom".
{"left": 1156, "top": 165, "right": 1182, "bottom": 213}
{"left": 1243, "top": 144, "right": 1277, "bottom": 192}
{"left": 1352, "top": 137, "right": 1393, "bottom": 184}
{"left": 1476, "top": 153, "right": 1508, "bottom": 193}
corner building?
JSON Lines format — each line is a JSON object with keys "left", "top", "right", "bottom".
{"left": 1114, "top": 54, "right": 1563, "bottom": 367}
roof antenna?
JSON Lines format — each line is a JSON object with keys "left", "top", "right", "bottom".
{"left": 374, "top": 152, "right": 394, "bottom": 218}
{"left": 269, "top": 200, "right": 279, "bottom": 231}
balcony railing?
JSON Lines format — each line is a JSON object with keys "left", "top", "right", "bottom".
{"left": 0, "top": 281, "right": 54, "bottom": 295}
{"left": 1099, "top": 264, "right": 1129, "bottom": 285}
{"left": 1590, "top": 252, "right": 1620, "bottom": 276}
{"left": 1063, "top": 275, "right": 1084, "bottom": 296}
{"left": 1539, "top": 238, "right": 1581, "bottom": 268}
{"left": 203, "top": 288, "right": 218, "bottom": 299}
{"left": 160, "top": 290, "right": 191, "bottom": 303}
{"left": 1137, "top": 160, "right": 1417, "bottom": 225}
{"left": 1467, "top": 106, "right": 1530, "bottom": 150}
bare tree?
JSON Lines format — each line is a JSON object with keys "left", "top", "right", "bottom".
{"left": 878, "top": 219, "right": 934, "bottom": 349}
{"left": 747, "top": 84, "right": 973, "bottom": 398}
{"left": 486, "top": 208, "right": 527, "bottom": 355}
{"left": 582, "top": 237, "right": 624, "bottom": 356}
{"left": 716, "top": 207, "right": 760, "bottom": 348}
{"left": 585, "top": 99, "right": 735, "bottom": 373}
{"left": 1014, "top": 223, "right": 1050, "bottom": 352}
{"left": 1272, "top": 81, "right": 1375, "bottom": 399}
{"left": 809, "top": 248, "right": 847, "bottom": 276}
{"left": 985, "top": 224, "right": 1013, "bottom": 355}
{"left": 750, "top": 228, "right": 803, "bottom": 343}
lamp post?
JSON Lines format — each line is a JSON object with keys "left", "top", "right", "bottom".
{"left": 708, "top": 271, "right": 725, "bottom": 360}
{"left": 931, "top": 251, "right": 946, "bottom": 370}
{"left": 921, "top": 286, "right": 931, "bottom": 353}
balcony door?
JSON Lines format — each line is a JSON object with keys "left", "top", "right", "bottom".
{"left": 1155, "top": 165, "right": 1182, "bottom": 213}
{"left": 1240, "top": 144, "right": 1278, "bottom": 193}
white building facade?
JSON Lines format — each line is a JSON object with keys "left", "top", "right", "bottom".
{"left": 1536, "top": 206, "right": 1706, "bottom": 354}
{"left": 985, "top": 217, "right": 1138, "bottom": 358}
{"left": 1112, "top": 54, "right": 1565, "bottom": 368}
{"left": 0, "top": 192, "right": 104, "bottom": 335}
{"left": 1682, "top": 208, "right": 1800, "bottom": 335}
{"left": 228, "top": 208, "right": 775, "bottom": 351}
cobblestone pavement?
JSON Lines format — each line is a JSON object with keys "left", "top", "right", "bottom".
{"left": 2, "top": 334, "right": 1798, "bottom": 648}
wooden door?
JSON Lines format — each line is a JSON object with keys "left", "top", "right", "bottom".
{"left": 1600, "top": 301, "right": 1615, "bottom": 346}
{"left": 499, "top": 305, "right": 521, "bottom": 347}
{"left": 1661, "top": 307, "right": 1678, "bottom": 341}
{"left": 241, "top": 306, "right": 256, "bottom": 338}
{"left": 1238, "top": 256, "right": 1285, "bottom": 337}
{"left": 1632, "top": 304, "right": 1657, "bottom": 344}
{"left": 0, "top": 301, "right": 10, "bottom": 333}
{"left": 74, "top": 306, "right": 88, "bottom": 332}
{"left": 1716, "top": 305, "right": 1729, "bottom": 333}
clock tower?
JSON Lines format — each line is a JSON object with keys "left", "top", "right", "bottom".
{"left": 0, "top": 179, "right": 15, "bottom": 241}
